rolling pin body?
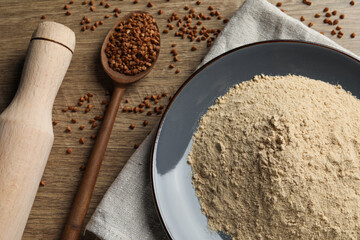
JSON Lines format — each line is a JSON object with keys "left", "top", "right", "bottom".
{"left": 0, "top": 22, "right": 75, "bottom": 240}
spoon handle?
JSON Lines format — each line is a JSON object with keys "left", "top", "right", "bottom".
{"left": 62, "top": 86, "right": 126, "bottom": 240}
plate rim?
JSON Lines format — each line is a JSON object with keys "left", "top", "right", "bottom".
{"left": 150, "top": 39, "right": 360, "bottom": 240}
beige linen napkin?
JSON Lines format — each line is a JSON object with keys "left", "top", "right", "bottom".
{"left": 85, "top": 0, "right": 359, "bottom": 239}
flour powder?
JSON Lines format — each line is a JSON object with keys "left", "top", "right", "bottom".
{"left": 188, "top": 75, "right": 360, "bottom": 240}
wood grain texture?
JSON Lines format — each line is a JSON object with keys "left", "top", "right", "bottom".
{"left": 0, "top": 0, "right": 358, "bottom": 239}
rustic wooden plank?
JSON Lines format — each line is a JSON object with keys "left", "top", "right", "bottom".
{"left": 0, "top": 0, "right": 358, "bottom": 239}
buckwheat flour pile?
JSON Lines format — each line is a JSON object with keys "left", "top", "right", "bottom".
{"left": 188, "top": 75, "right": 360, "bottom": 240}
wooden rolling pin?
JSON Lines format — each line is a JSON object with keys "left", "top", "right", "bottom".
{"left": 0, "top": 22, "right": 75, "bottom": 240}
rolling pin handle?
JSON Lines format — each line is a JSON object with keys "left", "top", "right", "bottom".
{"left": 0, "top": 22, "right": 75, "bottom": 240}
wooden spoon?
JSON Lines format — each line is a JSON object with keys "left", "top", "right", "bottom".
{"left": 62, "top": 12, "right": 160, "bottom": 240}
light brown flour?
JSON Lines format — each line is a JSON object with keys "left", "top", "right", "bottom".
{"left": 188, "top": 75, "right": 360, "bottom": 240}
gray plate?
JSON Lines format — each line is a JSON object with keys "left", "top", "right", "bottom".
{"left": 151, "top": 40, "right": 360, "bottom": 240}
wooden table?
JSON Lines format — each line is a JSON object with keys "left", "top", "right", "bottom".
{"left": 0, "top": 0, "right": 358, "bottom": 239}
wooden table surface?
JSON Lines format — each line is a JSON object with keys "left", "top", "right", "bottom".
{"left": 0, "top": 0, "right": 358, "bottom": 239}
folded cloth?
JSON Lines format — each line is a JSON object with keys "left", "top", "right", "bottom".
{"left": 85, "top": 0, "right": 359, "bottom": 239}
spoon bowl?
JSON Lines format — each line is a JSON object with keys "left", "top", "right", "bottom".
{"left": 63, "top": 12, "right": 160, "bottom": 240}
{"left": 100, "top": 11, "right": 160, "bottom": 85}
